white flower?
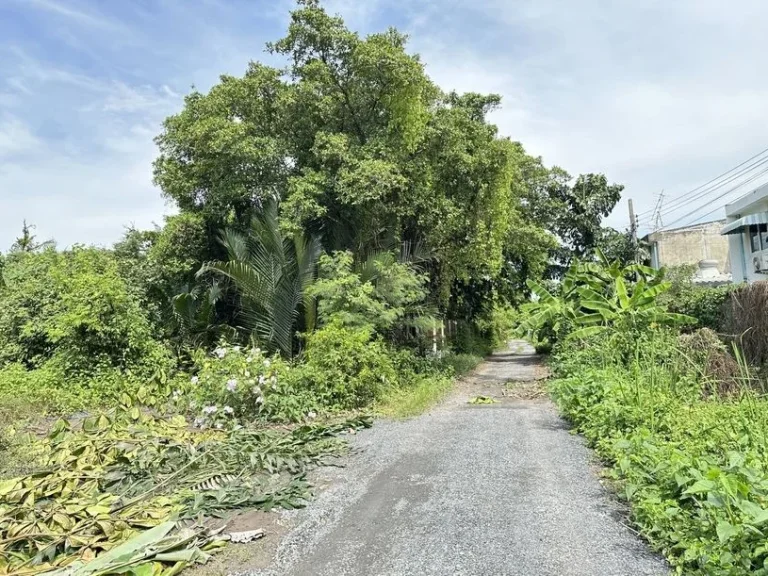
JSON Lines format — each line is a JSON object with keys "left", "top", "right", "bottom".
{"left": 245, "top": 370, "right": 251, "bottom": 377}
{"left": 253, "top": 347, "right": 261, "bottom": 354}
{"left": 255, "top": 396, "right": 264, "bottom": 405}
{"left": 263, "top": 359, "right": 271, "bottom": 368}
{"left": 252, "top": 386, "right": 262, "bottom": 395}
{"left": 214, "top": 347, "right": 227, "bottom": 359}
{"left": 246, "top": 356, "right": 253, "bottom": 363}
{"left": 307, "top": 411, "right": 317, "bottom": 420}
{"left": 202, "top": 405, "right": 218, "bottom": 415}
{"left": 172, "top": 389, "right": 182, "bottom": 400}
{"left": 190, "top": 376, "right": 199, "bottom": 385}
{"left": 223, "top": 406, "right": 234, "bottom": 415}
{"left": 226, "top": 379, "right": 238, "bottom": 392}
{"left": 270, "top": 375, "right": 277, "bottom": 383}
{"left": 258, "top": 375, "right": 266, "bottom": 385}
{"left": 193, "top": 417, "right": 204, "bottom": 427}
{"left": 233, "top": 345, "right": 242, "bottom": 352}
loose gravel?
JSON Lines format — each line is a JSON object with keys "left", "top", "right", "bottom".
{"left": 243, "top": 341, "right": 669, "bottom": 576}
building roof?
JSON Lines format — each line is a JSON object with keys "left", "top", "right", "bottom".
{"left": 725, "top": 182, "right": 768, "bottom": 217}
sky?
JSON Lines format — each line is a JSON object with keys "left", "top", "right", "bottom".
{"left": 2, "top": 0, "right": 768, "bottom": 249}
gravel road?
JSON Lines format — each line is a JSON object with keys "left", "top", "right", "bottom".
{"left": 247, "top": 341, "right": 668, "bottom": 576}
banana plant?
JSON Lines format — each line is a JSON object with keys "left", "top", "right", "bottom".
{"left": 521, "top": 252, "right": 696, "bottom": 343}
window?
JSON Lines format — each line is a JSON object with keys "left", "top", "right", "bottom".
{"left": 749, "top": 224, "right": 768, "bottom": 253}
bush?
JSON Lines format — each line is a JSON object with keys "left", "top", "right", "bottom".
{"left": 0, "top": 247, "right": 168, "bottom": 376}
{"left": 438, "top": 352, "right": 483, "bottom": 377}
{"left": 291, "top": 322, "right": 399, "bottom": 410}
{"left": 451, "top": 321, "right": 492, "bottom": 356}
{"left": 181, "top": 343, "right": 316, "bottom": 425}
{"left": 0, "top": 362, "right": 164, "bottom": 415}
{"left": 550, "top": 330, "right": 768, "bottom": 575}
{"left": 658, "top": 265, "right": 732, "bottom": 332}
{"left": 309, "top": 250, "right": 431, "bottom": 341}
{"left": 476, "top": 304, "right": 518, "bottom": 349}
{"left": 0, "top": 248, "right": 173, "bottom": 413}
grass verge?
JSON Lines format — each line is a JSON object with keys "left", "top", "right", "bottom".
{"left": 376, "top": 353, "right": 484, "bottom": 419}
{"left": 375, "top": 375, "right": 454, "bottom": 418}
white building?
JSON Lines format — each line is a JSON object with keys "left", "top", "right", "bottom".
{"left": 722, "top": 182, "right": 768, "bottom": 283}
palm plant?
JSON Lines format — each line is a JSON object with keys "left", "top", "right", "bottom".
{"left": 199, "top": 202, "right": 321, "bottom": 357}
{"left": 168, "top": 281, "right": 234, "bottom": 352}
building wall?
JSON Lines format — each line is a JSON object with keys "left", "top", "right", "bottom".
{"left": 725, "top": 194, "right": 768, "bottom": 283}
{"left": 648, "top": 221, "right": 731, "bottom": 273}
{"left": 729, "top": 232, "right": 747, "bottom": 283}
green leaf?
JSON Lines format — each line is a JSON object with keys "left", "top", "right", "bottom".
{"left": 716, "top": 520, "right": 738, "bottom": 543}
{"left": 0, "top": 478, "right": 19, "bottom": 496}
{"left": 526, "top": 279, "right": 557, "bottom": 305}
{"left": 566, "top": 326, "right": 608, "bottom": 340}
{"left": 752, "top": 509, "right": 768, "bottom": 526}
{"left": 614, "top": 277, "right": 629, "bottom": 310}
{"left": 573, "top": 313, "right": 605, "bottom": 326}
{"left": 684, "top": 479, "right": 715, "bottom": 495}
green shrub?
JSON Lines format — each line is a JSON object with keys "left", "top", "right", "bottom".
{"left": 476, "top": 304, "right": 518, "bottom": 349}
{"left": 670, "top": 286, "right": 731, "bottom": 332}
{"left": 658, "top": 265, "right": 733, "bottom": 332}
{"left": 451, "top": 322, "right": 492, "bottom": 356}
{"left": 309, "top": 250, "right": 431, "bottom": 340}
{"left": 438, "top": 352, "right": 483, "bottom": 377}
{"left": 181, "top": 343, "right": 316, "bottom": 425}
{"left": 0, "top": 247, "right": 169, "bottom": 376}
{"left": 291, "top": 322, "right": 399, "bottom": 410}
{"left": 550, "top": 331, "right": 768, "bottom": 575}
{"left": 0, "top": 361, "right": 163, "bottom": 415}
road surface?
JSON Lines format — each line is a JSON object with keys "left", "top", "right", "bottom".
{"left": 248, "top": 341, "right": 668, "bottom": 576}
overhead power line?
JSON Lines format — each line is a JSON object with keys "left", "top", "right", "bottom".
{"left": 659, "top": 163, "right": 768, "bottom": 231}
{"left": 636, "top": 145, "right": 768, "bottom": 219}
{"left": 637, "top": 153, "right": 768, "bottom": 226}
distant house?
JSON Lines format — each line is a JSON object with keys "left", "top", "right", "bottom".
{"left": 643, "top": 220, "right": 731, "bottom": 277}
{"left": 722, "top": 183, "right": 768, "bottom": 283}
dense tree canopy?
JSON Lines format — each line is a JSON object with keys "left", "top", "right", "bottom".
{"left": 151, "top": 0, "right": 627, "bottom": 326}
{"left": 153, "top": 0, "right": 538, "bottom": 303}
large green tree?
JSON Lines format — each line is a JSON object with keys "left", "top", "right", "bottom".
{"left": 153, "top": 0, "right": 536, "bottom": 309}
{"left": 549, "top": 172, "right": 624, "bottom": 271}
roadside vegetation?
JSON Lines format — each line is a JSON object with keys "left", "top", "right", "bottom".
{"left": 1, "top": 1, "right": 644, "bottom": 574}
{"left": 522, "top": 256, "right": 768, "bottom": 575}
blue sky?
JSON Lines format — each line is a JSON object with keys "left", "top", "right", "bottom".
{"left": 2, "top": 0, "right": 768, "bottom": 249}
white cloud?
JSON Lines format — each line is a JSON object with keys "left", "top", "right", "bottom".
{"left": 395, "top": 0, "right": 768, "bottom": 232}
{"left": 0, "top": 52, "right": 181, "bottom": 249}
{"left": 5, "top": 0, "right": 768, "bottom": 248}
{"left": 0, "top": 116, "right": 42, "bottom": 158}
{"left": 18, "top": 0, "right": 128, "bottom": 33}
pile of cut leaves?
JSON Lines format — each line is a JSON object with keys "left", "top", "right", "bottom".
{"left": 0, "top": 409, "right": 370, "bottom": 575}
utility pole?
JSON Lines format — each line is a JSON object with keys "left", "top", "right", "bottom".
{"left": 628, "top": 198, "right": 639, "bottom": 262}
{"left": 628, "top": 198, "right": 637, "bottom": 242}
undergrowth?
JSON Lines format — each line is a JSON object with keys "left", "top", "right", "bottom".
{"left": 550, "top": 329, "right": 768, "bottom": 575}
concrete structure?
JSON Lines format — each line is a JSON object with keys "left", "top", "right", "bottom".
{"left": 722, "top": 183, "right": 768, "bottom": 283}
{"left": 691, "top": 259, "right": 732, "bottom": 286}
{"left": 644, "top": 220, "right": 731, "bottom": 274}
